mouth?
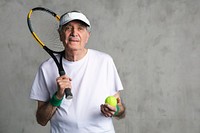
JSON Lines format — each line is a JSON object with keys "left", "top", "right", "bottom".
{"left": 69, "top": 37, "right": 79, "bottom": 42}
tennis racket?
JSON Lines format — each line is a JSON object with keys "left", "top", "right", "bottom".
{"left": 27, "top": 7, "right": 73, "bottom": 99}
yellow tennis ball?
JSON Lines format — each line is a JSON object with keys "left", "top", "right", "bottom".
{"left": 105, "top": 96, "right": 117, "bottom": 107}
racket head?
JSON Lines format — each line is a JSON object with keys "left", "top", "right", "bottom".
{"left": 27, "top": 7, "right": 73, "bottom": 99}
{"left": 27, "top": 7, "right": 64, "bottom": 53}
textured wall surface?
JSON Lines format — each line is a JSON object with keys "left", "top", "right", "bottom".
{"left": 0, "top": 0, "right": 200, "bottom": 133}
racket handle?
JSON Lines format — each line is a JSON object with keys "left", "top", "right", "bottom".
{"left": 65, "top": 88, "right": 73, "bottom": 99}
{"left": 59, "top": 71, "right": 73, "bottom": 99}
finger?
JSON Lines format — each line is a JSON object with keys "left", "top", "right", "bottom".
{"left": 100, "top": 105, "right": 108, "bottom": 117}
{"left": 58, "top": 82, "right": 72, "bottom": 89}
{"left": 116, "top": 97, "right": 121, "bottom": 103}
{"left": 57, "top": 76, "right": 71, "bottom": 84}
{"left": 57, "top": 78, "right": 72, "bottom": 92}
{"left": 57, "top": 75, "right": 71, "bottom": 81}
{"left": 101, "top": 105, "right": 114, "bottom": 117}
{"left": 104, "top": 104, "right": 116, "bottom": 112}
{"left": 63, "top": 75, "right": 71, "bottom": 80}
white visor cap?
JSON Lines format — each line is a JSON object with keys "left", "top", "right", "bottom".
{"left": 59, "top": 11, "right": 91, "bottom": 28}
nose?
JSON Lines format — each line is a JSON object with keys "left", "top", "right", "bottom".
{"left": 70, "top": 28, "right": 78, "bottom": 37}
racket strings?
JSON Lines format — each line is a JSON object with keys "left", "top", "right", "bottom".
{"left": 30, "top": 11, "right": 64, "bottom": 52}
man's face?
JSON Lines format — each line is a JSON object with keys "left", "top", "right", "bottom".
{"left": 59, "top": 20, "right": 90, "bottom": 51}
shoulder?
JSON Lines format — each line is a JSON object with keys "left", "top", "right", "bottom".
{"left": 37, "top": 56, "right": 59, "bottom": 78}
{"left": 88, "top": 49, "right": 113, "bottom": 61}
{"left": 39, "top": 56, "right": 58, "bottom": 71}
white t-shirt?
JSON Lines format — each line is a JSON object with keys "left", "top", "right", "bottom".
{"left": 30, "top": 49, "right": 123, "bottom": 133}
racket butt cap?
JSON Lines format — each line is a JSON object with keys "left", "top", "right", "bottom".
{"left": 65, "top": 88, "right": 73, "bottom": 99}
{"left": 66, "top": 95, "right": 73, "bottom": 99}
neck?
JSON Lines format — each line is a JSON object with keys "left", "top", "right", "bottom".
{"left": 64, "top": 48, "right": 88, "bottom": 62}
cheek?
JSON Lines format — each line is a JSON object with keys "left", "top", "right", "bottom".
{"left": 60, "top": 33, "right": 69, "bottom": 42}
{"left": 83, "top": 33, "right": 90, "bottom": 44}
{"left": 59, "top": 32, "right": 65, "bottom": 41}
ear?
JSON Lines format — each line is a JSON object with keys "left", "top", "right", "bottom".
{"left": 85, "top": 31, "right": 91, "bottom": 44}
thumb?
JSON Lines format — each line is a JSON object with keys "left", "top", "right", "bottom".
{"left": 116, "top": 97, "right": 121, "bottom": 104}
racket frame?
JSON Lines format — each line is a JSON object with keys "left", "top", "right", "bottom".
{"left": 27, "top": 7, "right": 73, "bottom": 99}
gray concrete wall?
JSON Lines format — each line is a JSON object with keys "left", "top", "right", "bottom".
{"left": 0, "top": 0, "right": 200, "bottom": 133}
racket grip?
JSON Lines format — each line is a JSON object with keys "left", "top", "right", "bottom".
{"left": 59, "top": 71, "right": 73, "bottom": 99}
{"left": 65, "top": 88, "right": 73, "bottom": 99}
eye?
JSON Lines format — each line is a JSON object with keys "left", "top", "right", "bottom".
{"left": 63, "top": 26, "right": 72, "bottom": 31}
{"left": 78, "top": 26, "right": 85, "bottom": 31}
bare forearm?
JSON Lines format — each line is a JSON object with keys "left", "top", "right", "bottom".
{"left": 36, "top": 102, "right": 57, "bottom": 126}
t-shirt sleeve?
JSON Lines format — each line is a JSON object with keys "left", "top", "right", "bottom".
{"left": 29, "top": 66, "right": 50, "bottom": 102}
{"left": 108, "top": 57, "right": 124, "bottom": 95}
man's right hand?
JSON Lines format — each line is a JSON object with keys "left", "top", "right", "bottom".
{"left": 56, "top": 75, "right": 72, "bottom": 99}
